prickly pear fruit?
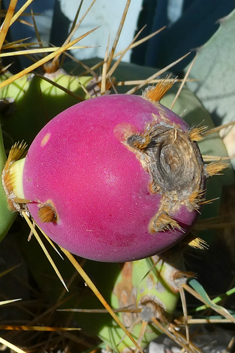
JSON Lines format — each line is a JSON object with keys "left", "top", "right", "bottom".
{"left": 3, "top": 83, "right": 208, "bottom": 262}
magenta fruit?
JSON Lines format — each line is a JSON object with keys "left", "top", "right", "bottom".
{"left": 3, "top": 85, "right": 207, "bottom": 262}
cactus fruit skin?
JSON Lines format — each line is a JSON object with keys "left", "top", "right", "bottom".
{"left": 18, "top": 93, "right": 206, "bottom": 262}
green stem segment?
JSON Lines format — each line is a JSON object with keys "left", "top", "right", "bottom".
{"left": 0, "top": 127, "right": 16, "bottom": 241}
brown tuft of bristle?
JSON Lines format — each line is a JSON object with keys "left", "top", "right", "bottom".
{"left": 182, "top": 232, "right": 209, "bottom": 249}
{"left": 126, "top": 134, "right": 151, "bottom": 150}
{"left": 149, "top": 212, "right": 182, "bottom": 233}
{"left": 43, "top": 58, "right": 60, "bottom": 74}
{"left": 189, "top": 126, "right": 207, "bottom": 142}
{"left": 38, "top": 201, "right": 58, "bottom": 223}
{"left": 143, "top": 77, "right": 175, "bottom": 103}
{"left": 188, "top": 237, "right": 209, "bottom": 250}
{"left": 205, "top": 162, "right": 228, "bottom": 177}
{"left": 172, "top": 270, "right": 195, "bottom": 281}
{"left": 139, "top": 296, "right": 168, "bottom": 324}
{"left": 188, "top": 189, "right": 205, "bottom": 210}
{"left": 5, "top": 141, "right": 27, "bottom": 168}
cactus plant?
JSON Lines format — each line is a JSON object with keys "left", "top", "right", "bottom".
{"left": 0, "top": 1, "right": 235, "bottom": 352}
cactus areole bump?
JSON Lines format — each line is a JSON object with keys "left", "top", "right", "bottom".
{"left": 3, "top": 86, "right": 207, "bottom": 262}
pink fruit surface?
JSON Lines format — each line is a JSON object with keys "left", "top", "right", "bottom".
{"left": 22, "top": 94, "right": 204, "bottom": 262}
